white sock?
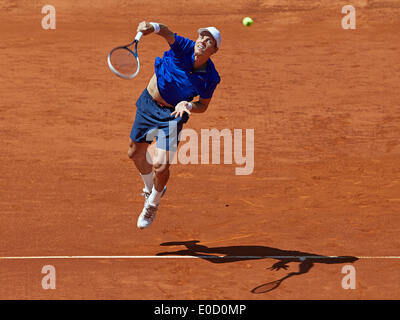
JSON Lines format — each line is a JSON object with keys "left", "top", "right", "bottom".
{"left": 148, "top": 185, "right": 163, "bottom": 206}
{"left": 140, "top": 172, "right": 154, "bottom": 193}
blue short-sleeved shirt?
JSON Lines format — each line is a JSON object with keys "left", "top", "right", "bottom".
{"left": 154, "top": 33, "right": 221, "bottom": 106}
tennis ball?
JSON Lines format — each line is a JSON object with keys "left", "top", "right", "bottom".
{"left": 242, "top": 17, "right": 254, "bottom": 27}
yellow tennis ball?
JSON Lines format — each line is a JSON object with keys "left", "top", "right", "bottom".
{"left": 242, "top": 17, "right": 253, "bottom": 27}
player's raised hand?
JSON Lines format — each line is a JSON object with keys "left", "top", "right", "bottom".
{"left": 171, "top": 101, "right": 192, "bottom": 118}
{"left": 137, "top": 21, "right": 155, "bottom": 35}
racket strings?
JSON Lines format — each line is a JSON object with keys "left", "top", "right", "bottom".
{"left": 109, "top": 47, "right": 139, "bottom": 78}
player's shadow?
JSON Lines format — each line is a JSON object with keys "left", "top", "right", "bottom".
{"left": 156, "top": 240, "right": 358, "bottom": 294}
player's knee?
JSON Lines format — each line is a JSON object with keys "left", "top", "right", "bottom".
{"left": 153, "top": 161, "right": 169, "bottom": 174}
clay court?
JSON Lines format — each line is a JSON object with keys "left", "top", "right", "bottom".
{"left": 0, "top": 0, "right": 399, "bottom": 299}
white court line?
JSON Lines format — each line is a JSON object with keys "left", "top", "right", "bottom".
{"left": 0, "top": 255, "right": 400, "bottom": 260}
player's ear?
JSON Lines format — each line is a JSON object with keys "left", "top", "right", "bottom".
{"left": 213, "top": 46, "right": 219, "bottom": 54}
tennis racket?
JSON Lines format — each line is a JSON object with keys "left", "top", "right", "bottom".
{"left": 107, "top": 32, "right": 143, "bottom": 79}
{"left": 251, "top": 278, "right": 285, "bottom": 294}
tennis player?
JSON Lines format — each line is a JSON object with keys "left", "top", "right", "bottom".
{"left": 128, "top": 21, "right": 221, "bottom": 229}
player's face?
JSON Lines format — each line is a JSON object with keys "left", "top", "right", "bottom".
{"left": 195, "top": 31, "right": 218, "bottom": 57}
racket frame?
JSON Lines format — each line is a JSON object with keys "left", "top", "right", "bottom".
{"left": 107, "top": 32, "right": 143, "bottom": 79}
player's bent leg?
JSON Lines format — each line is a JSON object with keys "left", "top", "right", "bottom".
{"left": 136, "top": 146, "right": 169, "bottom": 230}
{"left": 128, "top": 138, "right": 153, "bottom": 174}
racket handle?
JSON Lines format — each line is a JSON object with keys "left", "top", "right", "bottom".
{"left": 135, "top": 31, "right": 143, "bottom": 42}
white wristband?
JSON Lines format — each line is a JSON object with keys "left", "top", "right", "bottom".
{"left": 150, "top": 22, "right": 160, "bottom": 34}
{"left": 187, "top": 102, "right": 193, "bottom": 111}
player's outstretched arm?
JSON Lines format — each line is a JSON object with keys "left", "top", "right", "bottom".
{"left": 137, "top": 21, "right": 175, "bottom": 45}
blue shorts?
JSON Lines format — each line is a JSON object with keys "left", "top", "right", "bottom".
{"left": 130, "top": 88, "right": 189, "bottom": 151}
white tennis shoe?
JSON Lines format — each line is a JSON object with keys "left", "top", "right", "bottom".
{"left": 137, "top": 202, "right": 159, "bottom": 229}
{"left": 137, "top": 186, "right": 167, "bottom": 229}
{"left": 141, "top": 189, "right": 151, "bottom": 205}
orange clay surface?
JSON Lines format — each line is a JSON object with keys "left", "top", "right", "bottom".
{"left": 0, "top": 0, "right": 399, "bottom": 299}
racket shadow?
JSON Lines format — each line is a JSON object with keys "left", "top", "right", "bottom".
{"left": 157, "top": 240, "right": 358, "bottom": 294}
{"left": 251, "top": 260, "right": 314, "bottom": 294}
